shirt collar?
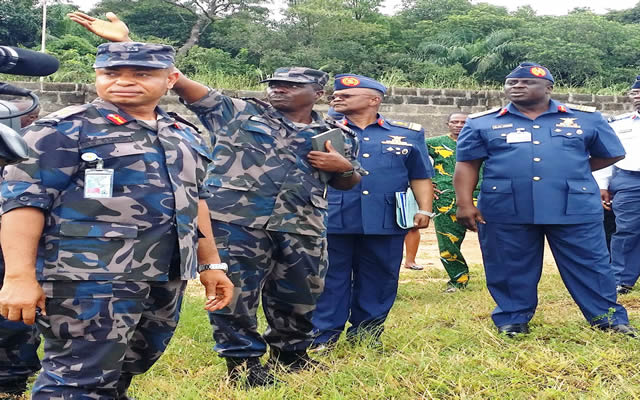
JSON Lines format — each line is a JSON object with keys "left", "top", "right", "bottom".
{"left": 499, "top": 99, "right": 572, "bottom": 118}
{"left": 341, "top": 113, "right": 390, "bottom": 130}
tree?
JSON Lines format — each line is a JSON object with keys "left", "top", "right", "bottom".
{"left": 0, "top": 0, "right": 40, "bottom": 47}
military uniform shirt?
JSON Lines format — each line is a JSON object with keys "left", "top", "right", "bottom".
{"left": 594, "top": 112, "right": 640, "bottom": 189}
{"left": 0, "top": 99, "right": 211, "bottom": 281}
{"left": 456, "top": 99, "right": 625, "bottom": 225}
{"left": 327, "top": 115, "right": 433, "bottom": 235}
{"left": 183, "top": 90, "right": 359, "bottom": 237}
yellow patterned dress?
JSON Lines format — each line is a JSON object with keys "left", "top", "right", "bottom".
{"left": 426, "top": 135, "right": 481, "bottom": 288}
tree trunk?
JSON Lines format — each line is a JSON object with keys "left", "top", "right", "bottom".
{"left": 177, "top": 16, "right": 212, "bottom": 58}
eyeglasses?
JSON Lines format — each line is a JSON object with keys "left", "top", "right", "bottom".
{"left": 327, "top": 94, "right": 376, "bottom": 101}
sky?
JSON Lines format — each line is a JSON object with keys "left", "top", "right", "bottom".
{"left": 71, "top": 0, "right": 639, "bottom": 16}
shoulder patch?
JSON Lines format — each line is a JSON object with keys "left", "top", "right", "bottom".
{"left": 468, "top": 107, "right": 501, "bottom": 119}
{"left": 565, "top": 103, "right": 596, "bottom": 113}
{"left": 387, "top": 120, "right": 422, "bottom": 131}
{"left": 35, "top": 104, "right": 91, "bottom": 125}
{"left": 607, "top": 112, "right": 634, "bottom": 123}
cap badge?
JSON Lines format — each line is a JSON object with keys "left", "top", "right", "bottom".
{"left": 530, "top": 67, "right": 547, "bottom": 77}
{"left": 341, "top": 76, "right": 360, "bottom": 87}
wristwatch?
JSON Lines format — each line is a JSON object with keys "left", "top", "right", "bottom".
{"left": 197, "top": 263, "right": 228, "bottom": 273}
{"left": 416, "top": 210, "right": 436, "bottom": 218}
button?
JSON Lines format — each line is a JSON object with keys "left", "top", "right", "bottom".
{"left": 363, "top": 137, "right": 370, "bottom": 141}
{"left": 533, "top": 157, "right": 541, "bottom": 162}
{"left": 576, "top": 129, "right": 583, "bottom": 135}
{"left": 555, "top": 129, "right": 562, "bottom": 132}
{"left": 501, "top": 133, "right": 507, "bottom": 137}
{"left": 19, "top": 196, "right": 29, "bottom": 201}
{"left": 362, "top": 190, "right": 369, "bottom": 195}
{"left": 566, "top": 132, "right": 572, "bottom": 136}
{"left": 582, "top": 187, "right": 587, "bottom": 191}
{"left": 363, "top": 170, "right": 370, "bottom": 175}
{"left": 492, "top": 186, "right": 497, "bottom": 190}
{"left": 363, "top": 153, "right": 370, "bottom": 158}
{"left": 533, "top": 176, "right": 541, "bottom": 181}
{"left": 533, "top": 141, "right": 541, "bottom": 145}
{"left": 533, "top": 125, "right": 540, "bottom": 129}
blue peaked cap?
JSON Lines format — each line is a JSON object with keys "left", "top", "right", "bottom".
{"left": 334, "top": 74, "right": 387, "bottom": 94}
{"left": 505, "top": 62, "right": 554, "bottom": 83}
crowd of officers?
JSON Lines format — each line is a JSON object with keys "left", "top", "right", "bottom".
{"left": 0, "top": 11, "right": 638, "bottom": 398}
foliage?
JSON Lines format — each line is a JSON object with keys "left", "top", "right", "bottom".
{"left": 6, "top": 0, "right": 640, "bottom": 92}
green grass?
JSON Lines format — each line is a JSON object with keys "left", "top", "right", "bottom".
{"left": 62, "top": 263, "right": 640, "bottom": 400}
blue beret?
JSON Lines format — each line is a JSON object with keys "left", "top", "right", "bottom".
{"left": 505, "top": 62, "right": 554, "bottom": 83}
{"left": 334, "top": 74, "right": 387, "bottom": 94}
{"left": 631, "top": 75, "right": 640, "bottom": 89}
{"left": 94, "top": 42, "right": 175, "bottom": 69}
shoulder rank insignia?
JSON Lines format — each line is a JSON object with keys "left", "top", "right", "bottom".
{"left": 387, "top": 120, "right": 422, "bottom": 131}
{"left": 106, "top": 113, "right": 128, "bottom": 125}
{"left": 468, "top": 107, "right": 501, "bottom": 119}
{"left": 564, "top": 103, "right": 596, "bottom": 113}
{"left": 381, "top": 135, "right": 413, "bottom": 147}
{"left": 607, "top": 112, "right": 634, "bottom": 123}
{"left": 35, "top": 104, "right": 91, "bottom": 125}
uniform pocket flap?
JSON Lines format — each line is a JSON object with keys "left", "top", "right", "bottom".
{"left": 481, "top": 179, "right": 513, "bottom": 194}
{"left": 310, "top": 193, "right": 328, "bottom": 209}
{"left": 59, "top": 221, "right": 138, "bottom": 239}
{"left": 207, "top": 176, "right": 253, "bottom": 191}
{"left": 327, "top": 192, "right": 342, "bottom": 205}
{"left": 567, "top": 179, "right": 597, "bottom": 194}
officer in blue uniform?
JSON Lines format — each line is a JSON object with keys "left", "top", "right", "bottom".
{"left": 594, "top": 76, "right": 640, "bottom": 294}
{"left": 312, "top": 74, "right": 434, "bottom": 348}
{"left": 453, "top": 62, "right": 634, "bottom": 337}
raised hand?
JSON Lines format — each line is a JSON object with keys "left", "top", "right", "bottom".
{"left": 67, "top": 11, "right": 131, "bottom": 42}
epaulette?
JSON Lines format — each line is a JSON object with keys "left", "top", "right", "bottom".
{"left": 35, "top": 104, "right": 91, "bottom": 125}
{"left": 167, "top": 111, "right": 201, "bottom": 133}
{"left": 607, "top": 112, "right": 634, "bottom": 123}
{"left": 326, "top": 118, "right": 357, "bottom": 139}
{"left": 565, "top": 103, "right": 596, "bottom": 113}
{"left": 387, "top": 120, "right": 422, "bottom": 131}
{"left": 467, "top": 107, "right": 501, "bottom": 119}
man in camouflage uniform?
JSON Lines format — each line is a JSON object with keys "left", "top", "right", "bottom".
{"left": 69, "top": 11, "right": 361, "bottom": 387}
{"left": 0, "top": 42, "right": 233, "bottom": 399}
{"left": 0, "top": 99, "right": 41, "bottom": 397}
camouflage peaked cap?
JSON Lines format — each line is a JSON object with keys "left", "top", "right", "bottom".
{"left": 93, "top": 42, "right": 175, "bottom": 69}
{"left": 260, "top": 67, "right": 329, "bottom": 87}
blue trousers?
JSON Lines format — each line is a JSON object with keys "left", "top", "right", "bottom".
{"left": 610, "top": 170, "right": 640, "bottom": 286}
{"left": 0, "top": 259, "right": 41, "bottom": 386}
{"left": 312, "top": 233, "right": 405, "bottom": 344}
{"left": 478, "top": 222, "right": 628, "bottom": 328}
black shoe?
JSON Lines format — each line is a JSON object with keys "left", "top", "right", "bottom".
{"left": 598, "top": 324, "right": 639, "bottom": 338}
{"left": 497, "top": 323, "right": 530, "bottom": 337}
{"left": 617, "top": 285, "right": 633, "bottom": 295}
{"left": 226, "top": 357, "right": 278, "bottom": 387}
{"left": 0, "top": 379, "right": 28, "bottom": 396}
{"left": 268, "top": 349, "right": 325, "bottom": 372}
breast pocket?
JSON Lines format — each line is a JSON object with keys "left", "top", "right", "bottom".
{"left": 551, "top": 130, "right": 585, "bottom": 151}
{"left": 566, "top": 179, "right": 600, "bottom": 215}
{"left": 54, "top": 221, "right": 138, "bottom": 275}
{"left": 80, "top": 138, "right": 147, "bottom": 186}
{"left": 478, "top": 178, "right": 516, "bottom": 216}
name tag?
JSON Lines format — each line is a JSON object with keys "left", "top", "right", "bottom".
{"left": 506, "top": 131, "right": 531, "bottom": 143}
{"left": 84, "top": 169, "right": 114, "bottom": 198}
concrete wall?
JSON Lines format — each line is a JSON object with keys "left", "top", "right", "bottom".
{"left": 13, "top": 82, "right": 635, "bottom": 138}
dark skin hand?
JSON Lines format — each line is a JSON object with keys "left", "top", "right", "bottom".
{"left": 600, "top": 189, "right": 612, "bottom": 211}
{"left": 453, "top": 159, "right": 485, "bottom": 232}
{"left": 307, "top": 140, "right": 361, "bottom": 190}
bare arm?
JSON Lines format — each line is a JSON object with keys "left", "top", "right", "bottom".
{"left": 410, "top": 178, "right": 434, "bottom": 228}
{"left": 590, "top": 155, "right": 624, "bottom": 172}
{"left": 453, "top": 159, "right": 485, "bottom": 231}
{"left": 196, "top": 200, "right": 233, "bottom": 311}
{"left": 0, "top": 207, "right": 46, "bottom": 325}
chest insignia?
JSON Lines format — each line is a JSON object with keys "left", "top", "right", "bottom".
{"left": 106, "top": 113, "right": 128, "bottom": 125}
{"left": 381, "top": 135, "right": 412, "bottom": 147}
{"left": 556, "top": 118, "right": 581, "bottom": 128}
{"left": 492, "top": 123, "right": 513, "bottom": 130}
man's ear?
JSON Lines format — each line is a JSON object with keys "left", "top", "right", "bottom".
{"left": 315, "top": 90, "right": 325, "bottom": 102}
{"left": 166, "top": 68, "right": 180, "bottom": 90}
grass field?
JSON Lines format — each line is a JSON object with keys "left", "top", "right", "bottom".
{"left": 113, "top": 261, "right": 640, "bottom": 400}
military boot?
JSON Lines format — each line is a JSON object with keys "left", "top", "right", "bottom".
{"left": 226, "top": 357, "right": 278, "bottom": 387}
{"left": 0, "top": 379, "right": 28, "bottom": 398}
{"left": 267, "top": 348, "right": 325, "bottom": 372}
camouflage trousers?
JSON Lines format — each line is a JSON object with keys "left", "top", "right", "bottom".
{"left": 209, "top": 220, "right": 328, "bottom": 358}
{"left": 0, "top": 262, "right": 41, "bottom": 387}
{"left": 32, "top": 280, "right": 187, "bottom": 400}
{"left": 434, "top": 212, "right": 469, "bottom": 288}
